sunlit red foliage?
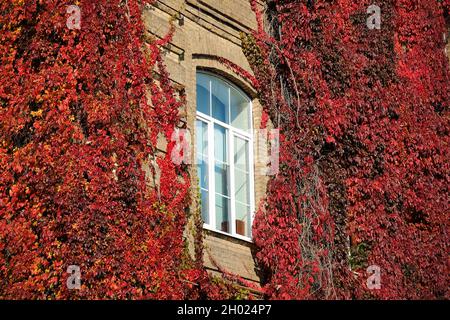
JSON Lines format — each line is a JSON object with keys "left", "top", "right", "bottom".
{"left": 0, "top": 0, "right": 211, "bottom": 299}
{"left": 246, "top": 0, "right": 449, "bottom": 299}
{"left": 1, "top": 0, "right": 448, "bottom": 300}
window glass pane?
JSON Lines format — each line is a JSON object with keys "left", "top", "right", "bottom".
{"left": 201, "top": 189, "right": 209, "bottom": 224}
{"left": 234, "top": 136, "right": 249, "bottom": 172}
{"left": 211, "top": 77, "right": 229, "bottom": 123}
{"left": 230, "top": 87, "right": 250, "bottom": 130}
{"left": 234, "top": 136, "right": 250, "bottom": 234}
{"left": 197, "top": 73, "right": 210, "bottom": 115}
{"left": 215, "top": 194, "right": 230, "bottom": 233}
{"left": 215, "top": 163, "right": 229, "bottom": 196}
{"left": 196, "top": 120, "right": 208, "bottom": 190}
{"left": 214, "top": 124, "right": 229, "bottom": 196}
{"left": 234, "top": 171, "right": 249, "bottom": 204}
{"left": 196, "top": 120, "right": 208, "bottom": 156}
{"left": 235, "top": 202, "right": 250, "bottom": 237}
{"left": 214, "top": 124, "right": 227, "bottom": 163}
{"left": 196, "top": 160, "right": 208, "bottom": 190}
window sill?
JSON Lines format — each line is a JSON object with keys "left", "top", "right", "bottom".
{"left": 203, "top": 224, "right": 253, "bottom": 244}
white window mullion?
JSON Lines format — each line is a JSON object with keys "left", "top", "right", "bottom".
{"left": 248, "top": 136, "right": 255, "bottom": 238}
{"left": 229, "top": 132, "right": 236, "bottom": 237}
{"left": 207, "top": 88, "right": 215, "bottom": 230}
{"left": 248, "top": 101, "right": 255, "bottom": 238}
{"left": 228, "top": 86, "right": 236, "bottom": 236}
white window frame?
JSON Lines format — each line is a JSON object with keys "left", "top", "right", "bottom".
{"left": 195, "top": 71, "right": 255, "bottom": 242}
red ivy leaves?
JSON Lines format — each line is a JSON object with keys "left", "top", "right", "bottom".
{"left": 0, "top": 0, "right": 211, "bottom": 299}
{"left": 1, "top": 0, "right": 448, "bottom": 300}
{"left": 248, "top": 0, "right": 449, "bottom": 299}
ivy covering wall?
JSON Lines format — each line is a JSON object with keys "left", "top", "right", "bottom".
{"left": 244, "top": 0, "right": 449, "bottom": 299}
{"left": 0, "top": 0, "right": 244, "bottom": 299}
{"left": 0, "top": 0, "right": 448, "bottom": 300}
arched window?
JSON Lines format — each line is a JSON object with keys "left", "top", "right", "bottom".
{"left": 195, "top": 71, "right": 254, "bottom": 239}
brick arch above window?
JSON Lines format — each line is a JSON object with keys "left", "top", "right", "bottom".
{"left": 191, "top": 54, "right": 257, "bottom": 99}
